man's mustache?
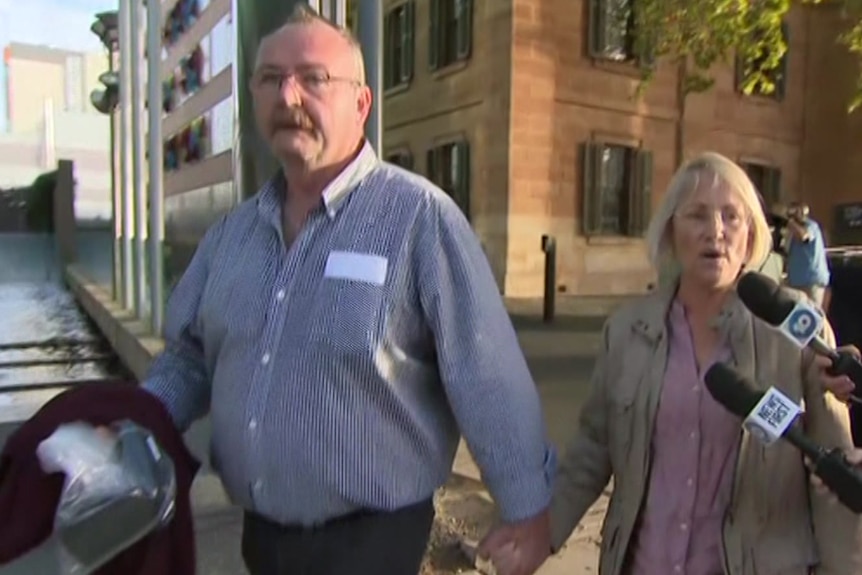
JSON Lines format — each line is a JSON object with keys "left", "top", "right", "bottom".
{"left": 272, "top": 108, "right": 316, "bottom": 132}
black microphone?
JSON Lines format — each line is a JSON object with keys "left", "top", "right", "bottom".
{"left": 736, "top": 271, "right": 862, "bottom": 398}
{"left": 704, "top": 363, "right": 862, "bottom": 513}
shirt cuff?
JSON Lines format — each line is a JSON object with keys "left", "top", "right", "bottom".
{"left": 490, "top": 446, "right": 556, "bottom": 523}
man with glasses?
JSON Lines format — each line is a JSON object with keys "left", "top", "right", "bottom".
{"left": 141, "top": 5, "right": 553, "bottom": 575}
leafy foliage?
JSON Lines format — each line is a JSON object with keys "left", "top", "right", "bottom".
{"left": 631, "top": 0, "right": 862, "bottom": 110}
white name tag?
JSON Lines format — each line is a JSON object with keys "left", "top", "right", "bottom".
{"left": 323, "top": 251, "right": 388, "bottom": 285}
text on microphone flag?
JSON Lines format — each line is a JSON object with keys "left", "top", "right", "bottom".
{"left": 743, "top": 386, "right": 803, "bottom": 445}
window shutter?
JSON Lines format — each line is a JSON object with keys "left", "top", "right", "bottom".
{"left": 402, "top": 1, "right": 415, "bottom": 83}
{"left": 456, "top": 141, "right": 471, "bottom": 219}
{"left": 580, "top": 142, "right": 602, "bottom": 236}
{"left": 429, "top": 0, "right": 440, "bottom": 70}
{"left": 636, "top": 18, "right": 656, "bottom": 69}
{"left": 587, "top": 0, "right": 607, "bottom": 58}
{"left": 628, "top": 149, "right": 653, "bottom": 237}
{"left": 764, "top": 168, "right": 782, "bottom": 206}
{"left": 776, "top": 23, "right": 789, "bottom": 100}
{"left": 456, "top": 0, "right": 473, "bottom": 60}
{"left": 734, "top": 55, "right": 746, "bottom": 94}
{"left": 426, "top": 148, "right": 437, "bottom": 183}
{"left": 383, "top": 13, "right": 393, "bottom": 90}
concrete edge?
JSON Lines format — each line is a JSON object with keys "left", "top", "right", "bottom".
{"left": 63, "top": 264, "right": 231, "bottom": 511}
{"left": 64, "top": 264, "right": 163, "bottom": 381}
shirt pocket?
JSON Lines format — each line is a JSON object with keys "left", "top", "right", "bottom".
{"left": 308, "top": 277, "right": 386, "bottom": 356}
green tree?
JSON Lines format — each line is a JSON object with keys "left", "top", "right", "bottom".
{"left": 632, "top": 0, "right": 862, "bottom": 109}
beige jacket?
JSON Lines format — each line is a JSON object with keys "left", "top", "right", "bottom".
{"left": 549, "top": 286, "right": 862, "bottom": 575}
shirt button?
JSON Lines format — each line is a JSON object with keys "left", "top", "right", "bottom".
{"left": 253, "top": 479, "right": 263, "bottom": 491}
{"left": 680, "top": 522, "right": 688, "bottom": 531}
{"left": 687, "top": 477, "right": 694, "bottom": 487}
{"left": 674, "top": 565, "right": 682, "bottom": 573}
{"left": 689, "top": 431, "right": 697, "bottom": 440}
{"left": 276, "top": 289, "right": 285, "bottom": 301}
{"left": 261, "top": 353, "right": 271, "bottom": 365}
{"left": 248, "top": 419, "right": 257, "bottom": 431}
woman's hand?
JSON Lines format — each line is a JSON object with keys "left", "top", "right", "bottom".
{"left": 813, "top": 345, "right": 860, "bottom": 403}
{"left": 807, "top": 449, "right": 862, "bottom": 501}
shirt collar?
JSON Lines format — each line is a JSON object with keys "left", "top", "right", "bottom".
{"left": 256, "top": 140, "right": 379, "bottom": 222}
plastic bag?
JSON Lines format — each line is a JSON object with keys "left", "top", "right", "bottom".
{"left": 6, "top": 420, "right": 179, "bottom": 575}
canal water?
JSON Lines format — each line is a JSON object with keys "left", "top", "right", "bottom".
{"left": 0, "top": 231, "right": 128, "bottom": 428}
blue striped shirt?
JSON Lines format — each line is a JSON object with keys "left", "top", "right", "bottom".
{"left": 143, "top": 143, "right": 554, "bottom": 526}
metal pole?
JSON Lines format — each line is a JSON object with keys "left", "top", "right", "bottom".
{"left": 357, "top": 0, "right": 382, "bottom": 154}
{"left": 108, "top": 48, "right": 120, "bottom": 302}
{"left": 541, "top": 235, "right": 557, "bottom": 323}
{"left": 230, "top": 0, "right": 243, "bottom": 204}
{"left": 118, "top": 0, "right": 134, "bottom": 309}
{"left": 332, "top": 0, "right": 346, "bottom": 26}
{"left": 130, "top": 0, "right": 148, "bottom": 319}
{"left": 146, "top": 0, "right": 165, "bottom": 335}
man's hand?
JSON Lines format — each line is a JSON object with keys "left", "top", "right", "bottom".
{"left": 477, "top": 509, "right": 552, "bottom": 575}
{"left": 813, "top": 345, "right": 860, "bottom": 403}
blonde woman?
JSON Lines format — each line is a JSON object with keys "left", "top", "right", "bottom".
{"left": 480, "top": 152, "right": 862, "bottom": 575}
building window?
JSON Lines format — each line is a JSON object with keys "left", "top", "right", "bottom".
{"left": 741, "top": 162, "right": 782, "bottom": 207}
{"left": 386, "top": 149, "right": 414, "bottom": 170}
{"left": 429, "top": 0, "right": 473, "bottom": 71}
{"left": 588, "top": 0, "right": 636, "bottom": 62}
{"left": 736, "top": 24, "right": 788, "bottom": 100}
{"left": 427, "top": 140, "right": 471, "bottom": 218}
{"left": 384, "top": 2, "right": 414, "bottom": 90}
{"left": 580, "top": 142, "right": 653, "bottom": 237}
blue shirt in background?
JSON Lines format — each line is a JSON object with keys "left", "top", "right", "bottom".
{"left": 787, "top": 219, "right": 830, "bottom": 287}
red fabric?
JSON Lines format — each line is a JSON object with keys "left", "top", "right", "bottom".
{"left": 0, "top": 383, "right": 200, "bottom": 574}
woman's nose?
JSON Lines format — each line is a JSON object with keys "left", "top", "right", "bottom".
{"left": 704, "top": 212, "right": 725, "bottom": 238}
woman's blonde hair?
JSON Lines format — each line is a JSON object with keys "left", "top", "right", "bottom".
{"left": 644, "top": 151, "right": 772, "bottom": 274}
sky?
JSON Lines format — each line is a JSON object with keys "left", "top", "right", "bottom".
{"left": 0, "top": 0, "right": 115, "bottom": 131}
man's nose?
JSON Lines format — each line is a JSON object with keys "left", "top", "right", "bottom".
{"left": 279, "top": 76, "right": 302, "bottom": 106}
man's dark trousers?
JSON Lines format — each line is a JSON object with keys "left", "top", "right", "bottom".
{"left": 241, "top": 498, "right": 435, "bottom": 575}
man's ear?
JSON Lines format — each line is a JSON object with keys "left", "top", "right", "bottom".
{"left": 357, "top": 85, "right": 372, "bottom": 126}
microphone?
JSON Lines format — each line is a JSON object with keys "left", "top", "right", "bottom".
{"left": 704, "top": 363, "right": 862, "bottom": 513}
{"left": 736, "top": 271, "right": 862, "bottom": 400}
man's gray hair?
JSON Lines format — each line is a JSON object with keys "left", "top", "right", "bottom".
{"left": 254, "top": 4, "right": 366, "bottom": 84}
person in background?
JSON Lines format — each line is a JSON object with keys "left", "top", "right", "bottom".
{"left": 140, "top": 6, "right": 553, "bottom": 575}
{"left": 480, "top": 152, "right": 862, "bottom": 575}
{"left": 786, "top": 201, "right": 831, "bottom": 307}
{"left": 755, "top": 194, "right": 785, "bottom": 285}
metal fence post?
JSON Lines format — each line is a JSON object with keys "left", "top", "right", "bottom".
{"left": 147, "top": 0, "right": 165, "bottom": 336}
{"left": 541, "top": 235, "right": 556, "bottom": 323}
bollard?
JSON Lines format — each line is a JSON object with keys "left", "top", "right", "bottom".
{"left": 541, "top": 234, "right": 556, "bottom": 323}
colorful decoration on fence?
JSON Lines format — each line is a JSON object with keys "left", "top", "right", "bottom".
{"left": 161, "top": 0, "right": 210, "bottom": 172}
{"left": 164, "top": 118, "right": 209, "bottom": 171}
{"left": 164, "top": 0, "right": 199, "bottom": 47}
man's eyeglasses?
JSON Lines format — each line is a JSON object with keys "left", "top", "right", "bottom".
{"left": 251, "top": 68, "right": 362, "bottom": 96}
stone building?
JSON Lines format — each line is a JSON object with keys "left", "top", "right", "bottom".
{"left": 380, "top": 0, "right": 862, "bottom": 296}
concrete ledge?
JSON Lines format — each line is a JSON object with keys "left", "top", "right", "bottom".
{"left": 64, "top": 264, "right": 164, "bottom": 381}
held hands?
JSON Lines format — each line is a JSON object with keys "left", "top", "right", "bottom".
{"left": 813, "top": 345, "right": 860, "bottom": 403}
{"left": 477, "top": 509, "right": 552, "bottom": 575}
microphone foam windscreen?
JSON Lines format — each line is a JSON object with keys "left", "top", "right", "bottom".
{"left": 704, "top": 363, "right": 761, "bottom": 417}
{"left": 737, "top": 271, "right": 796, "bottom": 326}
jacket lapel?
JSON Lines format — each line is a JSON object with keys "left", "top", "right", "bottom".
{"left": 630, "top": 286, "right": 674, "bottom": 474}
